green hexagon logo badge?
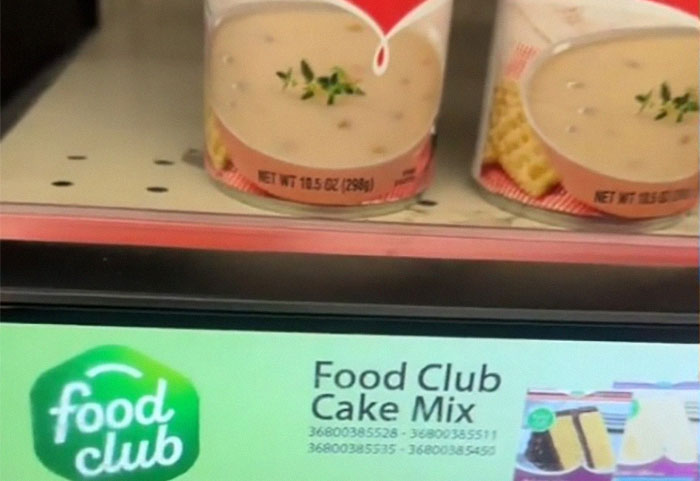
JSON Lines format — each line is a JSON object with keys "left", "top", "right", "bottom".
{"left": 30, "top": 346, "right": 199, "bottom": 481}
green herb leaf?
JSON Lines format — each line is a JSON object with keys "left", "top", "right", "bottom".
{"left": 276, "top": 60, "right": 365, "bottom": 106}
{"left": 276, "top": 68, "right": 296, "bottom": 89}
{"left": 635, "top": 90, "right": 652, "bottom": 112}
{"left": 636, "top": 83, "right": 698, "bottom": 122}
{"left": 673, "top": 93, "right": 690, "bottom": 108}
{"left": 660, "top": 82, "right": 671, "bottom": 103}
{"left": 301, "top": 60, "right": 314, "bottom": 84}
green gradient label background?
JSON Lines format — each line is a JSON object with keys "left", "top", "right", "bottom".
{"left": 30, "top": 345, "right": 199, "bottom": 481}
{"left": 1, "top": 323, "right": 696, "bottom": 480}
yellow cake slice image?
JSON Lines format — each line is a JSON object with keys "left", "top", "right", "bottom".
{"left": 525, "top": 407, "right": 616, "bottom": 472}
{"left": 621, "top": 397, "right": 698, "bottom": 465}
{"left": 620, "top": 413, "right": 665, "bottom": 464}
{"left": 551, "top": 413, "right": 585, "bottom": 470}
{"left": 661, "top": 398, "right": 699, "bottom": 463}
{"left": 525, "top": 411, "right": 584, "bottom": 471}
{"left": 578, "top": 409, "right": 616, "bottom": 471}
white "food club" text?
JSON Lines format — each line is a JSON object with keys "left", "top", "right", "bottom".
{"left": 49, "top": 379, "right": 182, "bottom": 477}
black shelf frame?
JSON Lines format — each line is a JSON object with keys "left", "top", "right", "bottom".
{"left": 2, "top": 240, "right": 697, "bottom": 345}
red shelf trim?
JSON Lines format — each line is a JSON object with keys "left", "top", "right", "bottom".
{"left": 1, "top": 211, "right": 696, "bottom": 267}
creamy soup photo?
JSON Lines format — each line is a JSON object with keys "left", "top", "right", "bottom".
{"left": 526, "top": 29, "right": 698, "bottom": 184}
{"left": 205, "top": 0, "right": 451, "bottom": 209}
{"left": 475, "top": 0, "right": 700, "bottom": 225}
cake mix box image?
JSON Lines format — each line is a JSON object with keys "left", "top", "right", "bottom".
{"left": 474, "top": 0, "right": 700, "bottom": 228}
{"left": 612, "top": 382, "right": 699, "bottom": 480}
{"left": 514, "top": 390, "right": 634, "bottom": 481}
{"left": 205, "top": 0, "right": 453, "bottom": 214}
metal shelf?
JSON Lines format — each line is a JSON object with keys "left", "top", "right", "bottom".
{"left": 2, "top": 240, "right": 698, "bottom": 319}
{"left": 1, "top": 0, "right": 697, "bottom": 268}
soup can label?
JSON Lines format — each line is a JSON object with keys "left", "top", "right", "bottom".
{"left": 474, "top": 0, "right": 699, "bottom": 220}
{"left": 205, "top": 0, "right": 452, "bottom": 207}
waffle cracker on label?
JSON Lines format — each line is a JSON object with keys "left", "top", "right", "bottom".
{"left": 485, "top": 79, "right": 559, "bottom": 197}
{"left": 206, "top": 110, "right": 230, "bottom": 170}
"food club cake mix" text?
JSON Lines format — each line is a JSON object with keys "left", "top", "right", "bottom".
{"left": 311, "top": 361, "right": 503, "bottom": 423}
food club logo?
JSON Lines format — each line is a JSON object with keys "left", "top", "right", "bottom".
{"left": 30, "top": 346, "right": 199, "bottom": 481}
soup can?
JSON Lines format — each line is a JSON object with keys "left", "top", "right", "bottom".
{"left": 474, "top": 0, "right": 699, "bottom": 229}
{"left": 205, "top": 0, "right": 453, "bottom": 215}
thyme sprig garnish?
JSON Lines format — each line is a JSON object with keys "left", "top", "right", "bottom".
{"left": 635, "top": 82, "right": 699, "bottom": 123}
{"left": 276, "top": 68, "right": 297, "bottom": 89}
{"left": 276, "top": 60, "right": 365, "bottom": 105}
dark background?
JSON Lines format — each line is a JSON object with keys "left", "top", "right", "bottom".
{"left": 1, "top": 0, "right": 99, "bottom": 105}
